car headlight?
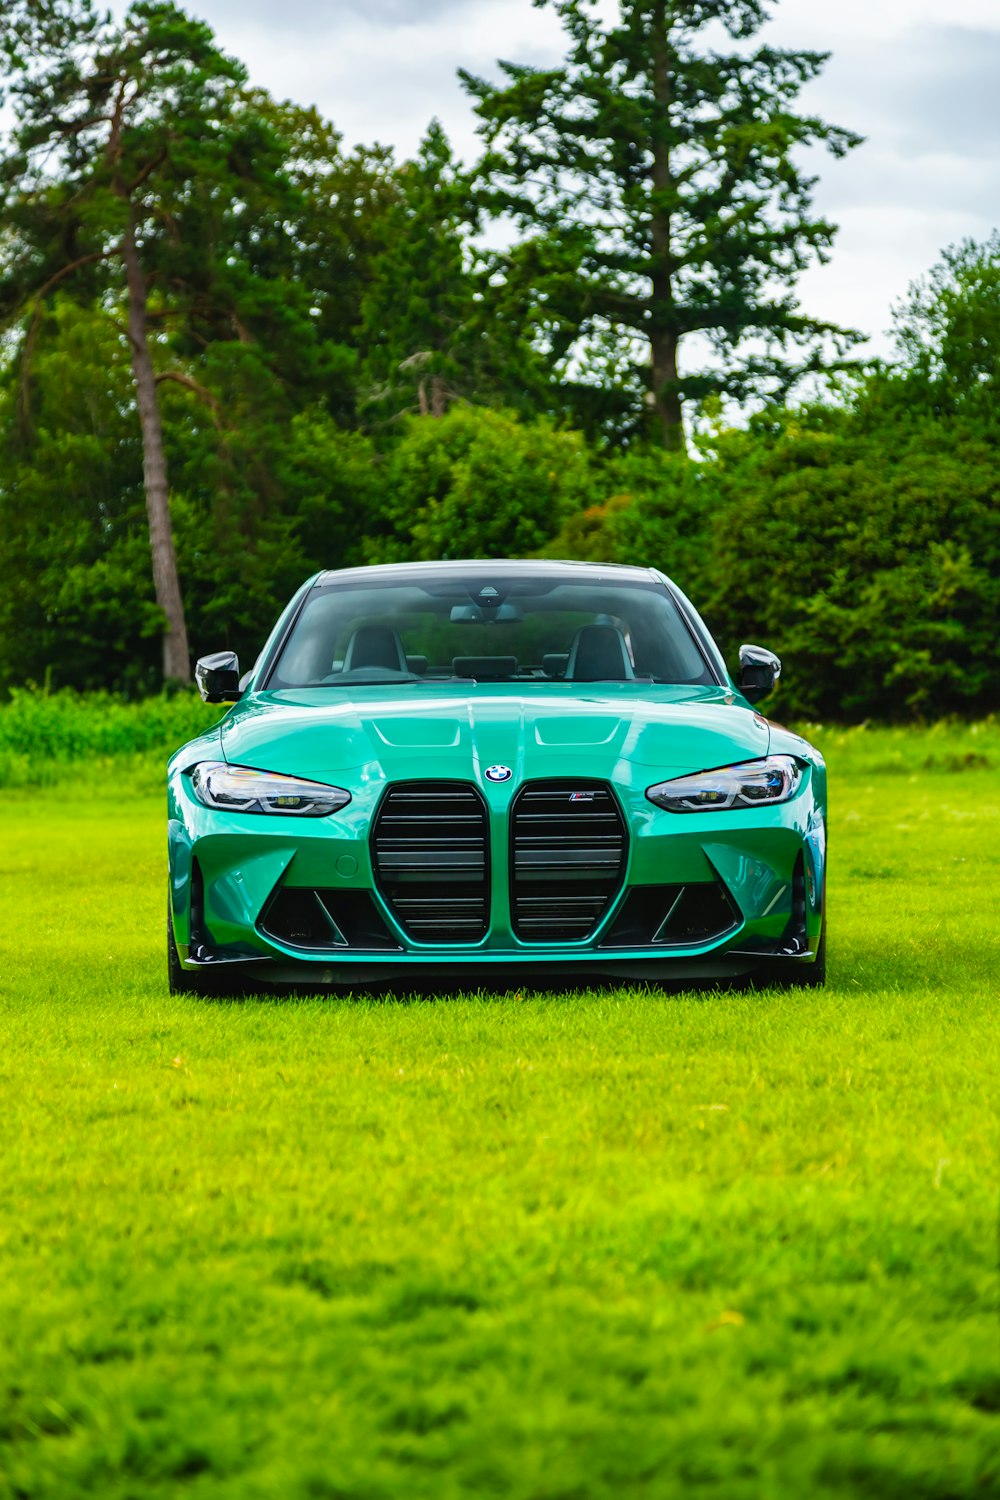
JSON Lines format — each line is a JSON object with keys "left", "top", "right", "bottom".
{"left": 191, "top": 762, "right": 351, "bottom": 817}
{"left": 647, "top": 756, "right": 803, "bottom": 812}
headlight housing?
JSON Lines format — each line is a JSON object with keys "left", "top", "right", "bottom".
{"left": 191, "top": 762, "right": 351, "bottom": 817}
{"left": 647, "top": 756, "right": 803, "bottom": 813}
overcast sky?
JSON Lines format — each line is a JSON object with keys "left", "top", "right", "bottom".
{"left": 119, "top": 0, "right": 1000, "bottom": 358}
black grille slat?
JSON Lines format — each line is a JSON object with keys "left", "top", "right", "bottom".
{"left": 510, "top": 780, "right": 627, "bottom": 942}
{"left": 371, "top": 782, "right": 489, "bottom": 943}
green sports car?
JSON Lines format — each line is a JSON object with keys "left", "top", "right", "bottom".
{"left": 167, "top": 560, "right": 826, "bottom": 992}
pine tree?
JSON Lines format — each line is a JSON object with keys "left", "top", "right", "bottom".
{"left": 359, "top": 122, "right": 473, "bottom": 422}
{"left": 462, "top": 0, "right": 863, "bottom": 448}
{"left": 358, "top": 122, "right": 550, "bottom": 427}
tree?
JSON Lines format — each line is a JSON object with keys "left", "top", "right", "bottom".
{"left": 0, "top": 296, "right": 384, "bottom": 691}
{"left": 0, "top": 0, "right": 290, "bottom": 681}
{"left": 366, "top": 406, "right": 594, "bottom": 562}
{"left": 358, "top": 122, "right": 474, "bottom": 422}
{"left": 697, "top": 405, "right": 1000, "bottom": 719}
{"left": 462, "top": 0, "right": 862, "bottom": 448}
{"left": 539, "top": 444, "right": 711, "bottom": 593}
{"left": 0, "top": 297, "right": 155, "bottom": 692}
{"left": 238, "top": 91, "right": 400, "bottom": 423}
{"left": 881, "top": 232, "right": 1000, "bottom": 425}
{"left": 357, "top": 122, "right": 549, "bottom": 428}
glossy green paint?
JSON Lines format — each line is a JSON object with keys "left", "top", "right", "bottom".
{"left": 167, "top": 678, "right": 827, "bottom": 985}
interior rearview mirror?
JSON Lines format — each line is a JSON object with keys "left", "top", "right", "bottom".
{"left": 449, "top": 602, "right": 524, "bottom": 623}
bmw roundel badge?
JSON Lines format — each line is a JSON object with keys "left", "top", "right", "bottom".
{"left": 484, "top": 764, "right": 513, "bottom": 783}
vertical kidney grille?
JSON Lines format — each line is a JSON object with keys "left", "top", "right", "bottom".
{"left": 511, "top": 781, "right": 627, "bottom": 941}
{"left": 371, "top": 782, "right": 489, "bottom": 943}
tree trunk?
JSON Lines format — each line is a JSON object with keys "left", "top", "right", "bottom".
{"left": 650, "top": 329, "right": 685, "bottom": 451}
{"left": 649, "top": 4, "right": 686, "bottom": 452}
{"left": 430, "top": 373, "right": 447, "bottom": 418}
{"left": 121, "top": 218, "right": 191, "bottom": 684}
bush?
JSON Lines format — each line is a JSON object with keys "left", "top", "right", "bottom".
{"left": 0, "top": 687, "right": 223, "bottom": 786}
{"left": 367, "top": 406, "right": 595, "bottom": 561}
{"left": 540, "top": 446, "right": 713, "bottom": 593}
{"left": 699, "top": 409, "right": 1000, "bottom": 719}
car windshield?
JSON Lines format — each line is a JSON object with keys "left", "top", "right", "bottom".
{"left": 265, "top": 573, "right": 715, "bottom": 689}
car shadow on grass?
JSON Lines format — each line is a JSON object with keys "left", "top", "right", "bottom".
{"left": 183, "top": 971, "right": 777, "bottom": 1006}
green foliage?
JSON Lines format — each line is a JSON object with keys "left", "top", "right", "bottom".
{"left": 0, "top": 0, "right": 996, "bottom": 723}
{"left": 0, "top": 301, "right": 154, "bottom": 692}
{"left": 1, "top": 732, "right": 997, "bottom": 1495}
{"left": 161, "top": 366, "right": 383, "bottom": 660}
{"left": 0, "top": 1, "right": 256, "bottom": 332}
{"left": 0, "top": 1, "right": 399, "bottom": 684}
{"left": 889, "top": 230, "right": 1000, "bottom": 419}
{"left": 0, "top": 299, "right": 384, "bottom": 689}
{"left": 357, "top": 122, "right": 548, "bottom": 428}
{"left": 802, "top": 716, "right": 999, "bottom": 778}
{"left": 369, "top": 405, "right": 595, "bottom": 561}
{"left": 358, "top": 122, "right": 477, "bottom": 422}
{"left": 541, "top": 446, "right": 712, "bottom": 588}
{"left": 234, "top": 91, "right": 400, "bottom": 422}
{"left": 0, "top": 685, "right": 222, "bottom": 786}
{"left": 0, "top": 0, "right": 309, "bottom": 683}
{"left": 699, "top": 408, "right": 1000, "bottom": 718}
{"left": 695, "top": 239, "right": 1000, "bottom": 718}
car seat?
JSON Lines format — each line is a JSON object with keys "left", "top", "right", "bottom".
{"left": 566, "top": 624, "right": 635, "bottom": 681}
{"left": 342, "top": 625, "right": 408, "bottom": 673}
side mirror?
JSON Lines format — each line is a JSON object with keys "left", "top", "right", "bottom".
{"left": 737, "top": 643, "right": 781, "bottom": 704}
{"left": 195, "top": 650, "right": 241, "bottom": 704}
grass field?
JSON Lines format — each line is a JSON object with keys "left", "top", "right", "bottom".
{"left": 0, "top": 718, "right": 998, "bottom": 1498}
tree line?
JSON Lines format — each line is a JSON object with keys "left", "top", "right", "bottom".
{"left": 0, "top": 0, "right": 996, "bottom": 720}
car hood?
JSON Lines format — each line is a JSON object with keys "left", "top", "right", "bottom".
{"left": 219, "top": 684, "right": 770, "bottom": 785}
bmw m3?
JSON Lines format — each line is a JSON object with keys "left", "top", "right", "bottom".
{"left": 167, "top": 560, "right": 826, "bottom": 992}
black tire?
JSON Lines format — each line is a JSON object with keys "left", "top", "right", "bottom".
{"left": 168, "top": 893, "right": 202, "bottom": 995}
{"left": 795, "top": 917, "right": 826, "bottom": 988}
{"left": 753, "top": 878, "right": 826, "bottom": 990}
{"left": 799, "top": 869, "right": 828, "bottom": 987}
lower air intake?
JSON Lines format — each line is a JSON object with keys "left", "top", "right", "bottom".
{"left": 371, "top": 781, "right": 489, "bottom": 943}
{"left": 510, "top": 780, "right": 627, "bottom": 942}
{"left": 600, "top": 882, "right": 740, "bottom": 948}
{"left": 260, "top": 888, "right": 401, "bottom": 951}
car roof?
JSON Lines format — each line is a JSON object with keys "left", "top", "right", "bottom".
{"left": 314, "top": 559, "right": 665, "bottom": 587}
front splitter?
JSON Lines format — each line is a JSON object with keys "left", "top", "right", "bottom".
{"left": 184, "top": 951, "right": 786, "bottom": 991}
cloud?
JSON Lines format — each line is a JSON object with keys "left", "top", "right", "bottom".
{"left": 187, "top": 0, "right": 469, "bottom": 30}
{"left": 873, "top": 27, "right": 1000, "bottom": 157}
{"left": 174, "top": 0, "right": 565, "bottom": 157}
{"left": 747, "top": 14, "right": 1000, "bottom": 346}
{"left": 793, "top": 24, "right": 1000, "bottom": 158}
{"left": 765, "top": 0, "right": 1000, "bottom": 47}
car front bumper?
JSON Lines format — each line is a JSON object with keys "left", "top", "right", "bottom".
{"left": 168, "top": 766, "right": 826, "bottom": 988}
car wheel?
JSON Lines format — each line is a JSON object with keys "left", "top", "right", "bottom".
{"left": 797, "top": 868, "right": 827, "bottom": 987}
{"left": 753, "top": 878, "right": 826, "bottom": 990}
{"left": 168, "top": 893, "right": 204, "bottom": 996}
{"left": 794, "top": 918, "right": 826, "bottom": 988}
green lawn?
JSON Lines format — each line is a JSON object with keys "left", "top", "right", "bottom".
{"left": 0, "top": 723, "right": 998, "bottom": 1498}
